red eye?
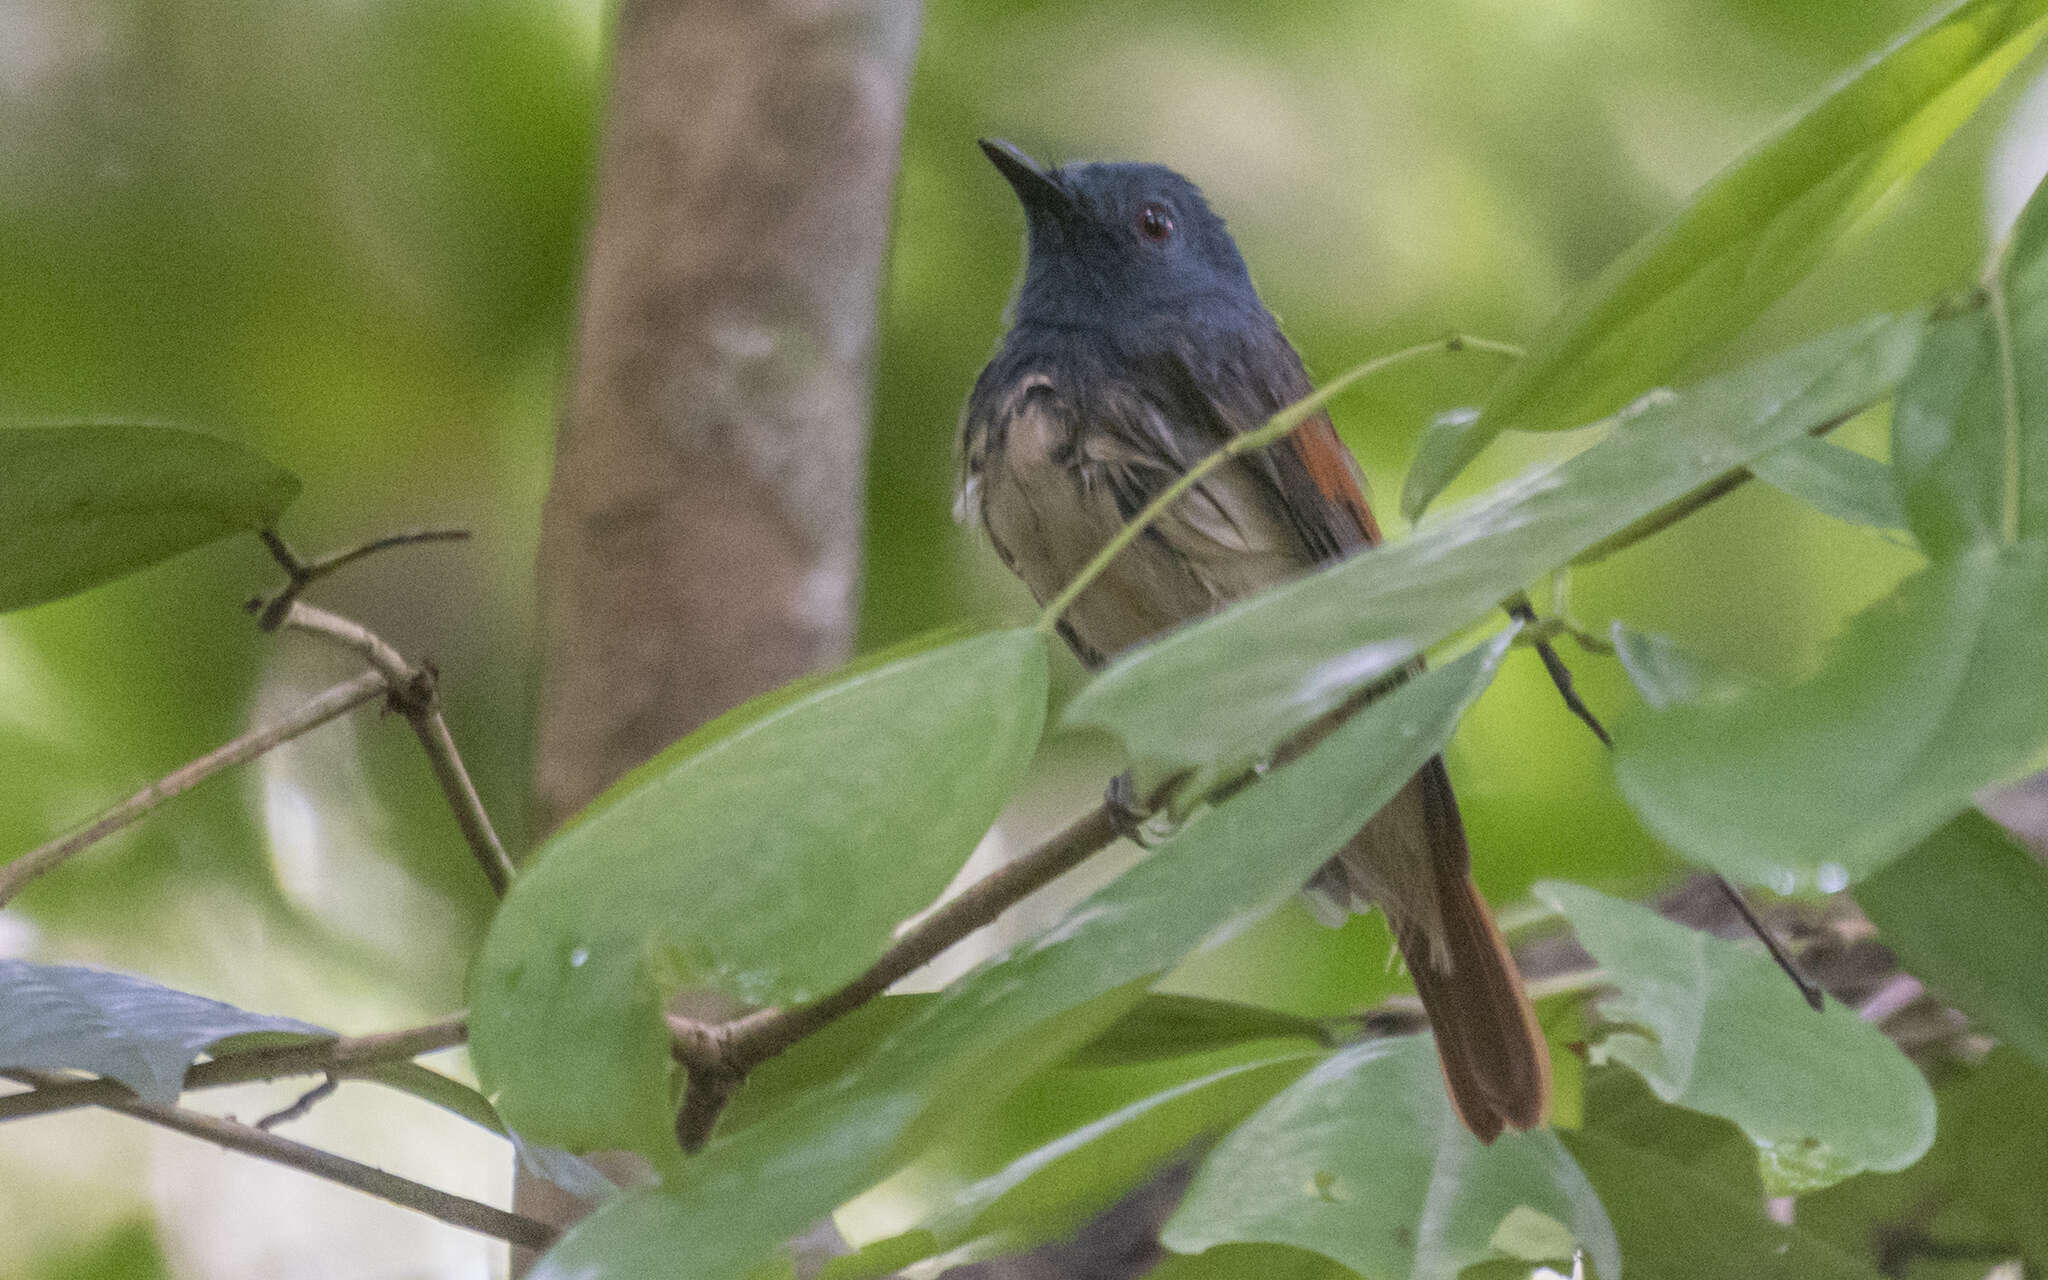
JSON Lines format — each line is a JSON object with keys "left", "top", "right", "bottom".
{"left": 1136, "top": 202, "right": 1174, "bottom": 243}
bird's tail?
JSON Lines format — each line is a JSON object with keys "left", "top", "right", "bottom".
{"left": 1326, "top": 758, "right": 1550, "bottom": 1142}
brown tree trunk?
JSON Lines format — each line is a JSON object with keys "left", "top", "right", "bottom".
{"left": 519, "top": 0, "right": 919, "bottom": 1264}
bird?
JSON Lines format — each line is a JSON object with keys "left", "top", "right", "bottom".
{"left": 956, "top": 138, "right": 1549, "bottom": 1142}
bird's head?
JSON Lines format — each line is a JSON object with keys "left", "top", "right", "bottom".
{"left": 980, "top": 138, "right": 1258, "bottom": 331}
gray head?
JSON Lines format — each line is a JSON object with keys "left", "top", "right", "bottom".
{"left": 980, "top": 138, "right": 1260, "bottom": 331}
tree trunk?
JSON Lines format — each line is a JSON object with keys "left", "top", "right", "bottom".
{"left": 520, "top": 0, "right": 919, "bottom": 1264}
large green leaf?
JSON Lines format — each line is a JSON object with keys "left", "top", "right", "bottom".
{"left": 1067, "top": 313, "right": 1923, "bottom": 786}
{"left": 1564, "top": 1071, "right": 1882, "bottom": 1280}
{"left": 1613, "top": 540, "right": 2048, "bottom": 890}
{"left": 1894, "top": 174, "right": 2048, "bottom": 556}
{"left": 524, "top": 632, "right": 1516, "bottom": 1280}
{"left": 1857, "top": 809, "right": 2048, "bottom": 1070}
{"left": 0, "top": 422, "right": 300, "bottom": 612}
{"left": 0, "top": 960, "right": 329, "bottom": 1103}
{"left": 1800, "top": 1048, "right": 2048, "bottom": 1273}
{"left": 824, "top": 1052, "right": 1319, "bottom": 1279}
{"left": 1161, "top": 1034, "right": 1619, "bottom": 1280}
{"left": 468, "top": 628, "right": 1049, "bottom": 1156}
{"left": 1540, "top": 883, "right": 1935, "bottom": 1195}
{"left": 1403, "top": 0, "right": 2048, "bottom": 517}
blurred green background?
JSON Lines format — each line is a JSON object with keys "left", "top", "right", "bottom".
{"left": 1, "top": 0, "right": 2042, "bottom": 1273}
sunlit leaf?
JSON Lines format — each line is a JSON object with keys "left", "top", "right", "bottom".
{"left": 824, "top": 1053, "right": 1319, "bottom": 1279}
{"left": 524, "top": 634, "right": 1516, "bottom": 1280}
{"left": 0, "top": 960, "right": 328, "bottom": 1103}
{"left": 468, "top": 628, "right": 1049, "bottom": 1156}
{"left": 1749, "top": 436, "right": 1908, "bottom": 530}
{"left": 1540, "top": 883, "right": 1935, "bottom": 1195}
{"left": 0, "top": 422, "right": 300, "bottom": 612}
{"left": 1613, "top": 541, "right": 2048, "bottom": 890}
{"left": 1857, "top": 809, "right": 2048, "bottom": 1070}
{"left": 1160, "top": 1034, "right": 1619, "bottom": 1280}
{"left": 1067, "top": 314, "right": 1923, "bottom": 786}
{"left": 1410, "top": 0, "right": 2048, "bottom": 517}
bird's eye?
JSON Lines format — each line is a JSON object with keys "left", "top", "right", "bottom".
{"left": 1135, "top": 202, "right": 1174, "bottom": 244}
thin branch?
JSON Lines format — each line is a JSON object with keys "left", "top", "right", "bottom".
{"left": 670, "top": 803, "right": 1125, "bottom": 1150}
{"left": 1506, "top": 597, "right": 1613, "bottom": 747}
{"left": 257, "top": 1074, "right": 338, "bottom": 1129}
{"left": 3, "top": 1069, "right": 556, "bottom": 1251}
{"left": 0, "top": 671, "right": 390, "bottom": 906}
{"left": 284, "top": 601, "right": 515, "bottom": 897}
{"left": 1711, "top": 875, "right": 1827, "bottom": 1011}
{"left": 253, "top": 527, "right": 471, "bottom": 631}
{"left": 1498, "top": 600, "right": 1825, "bottom": 1010}
{"left": 0, "top": 1013, "right": 468, "bottom": 1123}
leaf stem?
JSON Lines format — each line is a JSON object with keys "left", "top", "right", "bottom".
{"left": 1987, "top": 269, "right": 2023, "bottom": 546}
{"left": 1032, "top": 334, "right": 1524, "bottom": 634}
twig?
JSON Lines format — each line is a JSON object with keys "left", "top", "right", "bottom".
{"left": 283, "top": 601, "right": 515, "bottom": 897}
{"left": 3, "top": 1069, "right": 556, "bottom": 1251}
{"left": 1711, "top": 876, "right": 1827, "bottom": 1012}
{"left": 0, "top": 1013, "right": 469, "bottom": 1124}
{"left": 253, "top": 528, "right": 470, "bottom": 632}
{"left": 1506, "top": 598, "right": 1613, "bottom": 747}
{"left": 1499, "top": 599, "right": 1825, "bottom": 1010}
{"left": 0, "top": 671, "right": 390, "bottom": 906}
{"left": 257, "top": 1074, "right": 338, "bottom": 1129}
{"left": 670, "top": 803, "right": 1125, "bottom": 1150}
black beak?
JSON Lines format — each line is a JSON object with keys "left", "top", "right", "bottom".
{"left": 979, "top": 138, "right": 1070, "bottom": 219}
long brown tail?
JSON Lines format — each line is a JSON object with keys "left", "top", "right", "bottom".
{"left": 1331, "top": 758, "right": 1550, "bottom": 1142}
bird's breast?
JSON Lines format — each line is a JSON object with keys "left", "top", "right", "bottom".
{"left": 966, "top": 371, "right": 1310, "bottom": 667}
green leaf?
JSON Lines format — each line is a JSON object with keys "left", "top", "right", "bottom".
{"left": 1800, "top": 1049, "right": 2048, "bottom": 1272}
{"left": 0, "top": 960, "right": 329, "bottom": 1103}
{"left": 1400, "top": 407, "right": 1487, "bottom": 522}
{"left": 1539, "top": 883, "right": 1935, "bottom": 1195}
{"left": 1613, "top": 540, "right": 2048, "bottom": 890}
{"left": 1856, "top": 809, "right": 2048, "bottom": 1070}
{"left": 0, "top": 422, "right": 300, "bottom": 612}
{"left": 1564, "top": 1071, "right": 1883, "bottom": 1280}
{"left": 1749, "top": 436, "right": 1908, "bottom": 530}
{"left": 347, "top": 1060, "right": 616, "bottom": 1199}
{"left": 1893, "top": 295, "right": 2012, "bottom": 555}
{"left": 524, "top": 633, "right": 1516, "bottom": 1280}
{"left": 1144, "top": 1244, "right": 1357, "bottom": 1280}
{"left": 1895, "top": 174, "right": 2048, "bottom": 555}
{"left": 1160, "top": 1034, "right": 1619, "bottom": 1280}
{"left": 1610, "top": 625, "right": 1759, "bottom": 711}
{"left": 1067, "top": 313, "right": 1923, "bottom": 786}
{"left": 468, "top": 628, "right": 1049, "bottom": 1156}
{"left": 1424, "top": 0, "right": 2048, "bottom": 515}
{"left": 825, "top": 1053, "right": 1319, "bottom": 1280}
{"left": 1069, "top": 995, "right": 1347, "bottom": 1068}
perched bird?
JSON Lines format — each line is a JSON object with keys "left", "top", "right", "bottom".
{"left": 957, "top": 139, "right": 1549, "bottom": 1141}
